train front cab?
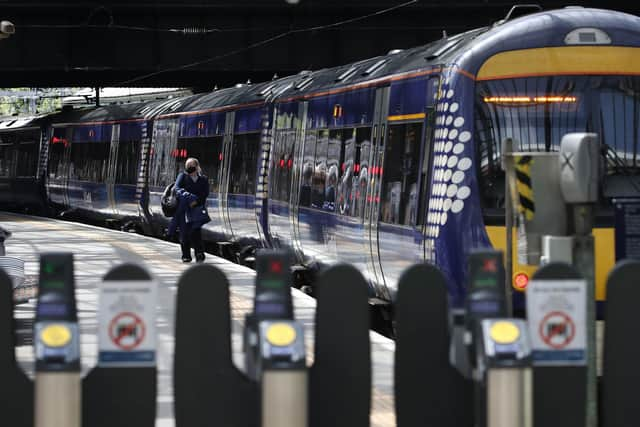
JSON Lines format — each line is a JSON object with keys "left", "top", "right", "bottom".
{"left": 474, "top": 45, "right": 640, "bottom": 309}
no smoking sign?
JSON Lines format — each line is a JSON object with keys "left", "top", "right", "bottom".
{"left": 109, "top": 312, "right": 146, "bottom": 351}
{"left": 539, "top": 311, "right": 575, "bottom": 349}
{"left": 526, "top": 279, "right": 586, "bottom": 365}
{"left": 98, "top": 280, "right": 157, "bottom": 367}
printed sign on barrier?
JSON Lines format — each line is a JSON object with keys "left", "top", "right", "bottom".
{"left": 98, "top": 281, "right": 157, "bottom": 367}
{"left": 526, "top": 279, "right": 586, "bottom": 365}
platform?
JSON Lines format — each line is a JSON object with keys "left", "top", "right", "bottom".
{"left": 0, "top": 211, "right": 395, "bottom": 427}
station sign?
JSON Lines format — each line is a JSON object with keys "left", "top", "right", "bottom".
{"left": 526, "top": 279, "right": 586, "bottom": 365}
{"left": 98, "top": 280, "right": 157, "bottom": 367}
{"left": 613, "top": 198, "right": 640, "bottom": 260}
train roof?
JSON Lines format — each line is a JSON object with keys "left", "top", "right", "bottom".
{"left": 0, "top": 114, "right": 50, "bottom": 131}
{"left": 456, "top": 7, "right": 640, "bottom": 75}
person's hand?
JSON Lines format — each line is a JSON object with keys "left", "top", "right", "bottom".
{"left": 190, "top": 201, "right": 198, "bottom": 207}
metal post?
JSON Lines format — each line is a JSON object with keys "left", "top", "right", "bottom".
{"left": 35, "top": 374, "right": 81, "bottom": 427}
{"left": 95, "top": 87, "right": 100, "bottom": 107}
{"left": 572, "top": 204, "right": 597, "bottom": 427}
{"left": 480, "top": 319, "right": 532, "bottom": 427}
{"left": 487, "top": 369, "right": 531, "bottom": 427}
{"left": 503, "top": 138, "right": 515, "bottom": 315}
{"left": 262, "top": 370, "right": 307, "bottom": 427}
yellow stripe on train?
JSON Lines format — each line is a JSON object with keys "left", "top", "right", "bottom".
{"left": 485, "top": 225, "right": 615, "bottom": 301}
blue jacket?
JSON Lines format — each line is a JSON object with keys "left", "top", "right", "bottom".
{"left": 168, "top": 172, "right": 210, "bottom": 236}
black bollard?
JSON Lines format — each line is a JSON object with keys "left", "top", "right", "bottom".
{"left": 602, "top": 260, "right": 640, "bottom": 427}
{"left": 173, "top": 264, "right": 258, "bottom": 427}
{"left": 395, "top": 263, "right": 473, "bottom": 427}
{"left": 310, "top": 264, "right": 371, "bottom": 427}
{"left": 528, "top": 263, "right": 587, "bottom": 427}
{"left": 0, "top": 267, "right": 32, "bottom": 427}
{"left": 82, "top": 264, "right": 157, "bottom": 427}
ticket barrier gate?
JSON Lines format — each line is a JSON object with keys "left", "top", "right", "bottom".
{"left": 0, "top": 254, "right": 157, "bottom": 427}
{"left": 454, "top": 250, "right": 530, "bottom": 427}
{"left": 34, "top": 253, "right": 81, "bottom": 427}
{"left": 248, "top": 251, "right": 307, "bottom": 427}
{"left": 174, "top": 252, "right": 371, "bottom": 427}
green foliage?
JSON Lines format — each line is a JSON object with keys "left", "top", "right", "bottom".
{"left": 0, "top": 88, "right": 69, "bottom": 117}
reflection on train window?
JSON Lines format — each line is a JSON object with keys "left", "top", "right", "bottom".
{"left": 354, "top": 138, "right": 371, "bottom": 218}
{"left": 475, "top": 75, "right": 640, "bottom": 210}
{"left": 176, "top": 136, "right": 223, "bottom": 192}
{"left": 340, "top": 127, "right": 371, "bottom": 217}
{"left": 379, "top": 122, "right": 423, "bottom": 225}
{"left": 0, "top": 131, "right": 39, "bottom": 178}
{"left": 69, "top": 141, "right": 109, "bottom": 182}
{"left": 115, "top": 140, "right": 140, "bottom": 185}
{"left": 228, "top": 132, "right": 260, "bottom": 195}
{"left": 149, "top": 120, "right": 179, "bottom": 188}
{"left": 311, "top": 130, "right": 329, "bottom": 209}
{"left": 48, "top": 128, "right": 68, "bottom": 180}
{"left": 272, "top": 129, "right": 295, "bottom": 202}
{"left": 299, "top": 130, "right": 317, "bottom": 207}
{"left": 323, "top": 129, "right": 343, "bottom": 212}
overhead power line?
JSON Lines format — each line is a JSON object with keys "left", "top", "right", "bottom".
{"left": 113, "top": 0, "right": 418, "bottom": 86}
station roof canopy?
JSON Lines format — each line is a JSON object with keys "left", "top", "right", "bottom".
{"left": 0, "top": 0, "right": 636, "bottom": 89}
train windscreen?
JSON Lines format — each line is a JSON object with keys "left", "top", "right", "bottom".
{"left": 475, "top": 75, "right": 640, "bottom": 212}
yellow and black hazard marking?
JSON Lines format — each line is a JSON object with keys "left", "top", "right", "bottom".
{"left": 515, "top": 155, "right": 535, "bottom": 220}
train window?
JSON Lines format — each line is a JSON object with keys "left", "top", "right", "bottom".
{"left": 228, "top": 132, "right": 260, "bottom": 195}
{"left": 0, "top": 141, "right": 13, "bottom": 177}
{"left": 149, "top": 120, "right": 179, "bottom": 188}
{"left": 299, "top": 130, "right": 317, "bottom": 207}
{"left": 379, "top": 122, "right": 423, "bottom": 225}
{"left": 115, "top": 140, "right": 140, "bottom": 185}
{"left": 15, "top": 140, "right": 38, "bottom": 178}
{"left": 342, "top": 127, "right": 371, "bottom": 217}
{"left": 324, "top": 129, "right": 344, "bottom": 212}
{"left": 178, "top": 137, "right": 223, "bottom": 192}
{"left": 48, "top": 129, "right": 68, "bottom": 180}
{"left": 352, "top": 135, "right": 372, "bottom": 218}
{"left": 271, "top": 129, "right": 295, "bottom": 202}
{"left": 0, "top": 131, "right": 39, "bottom": 178}
{"left": 69, "top": 141, "right": 110, "bottom": 182}
{"left": 475, "top": 75, "right": 640, "bottom": 212}
{"left": 311, "top": 129, "right": 329, "bottom": 209}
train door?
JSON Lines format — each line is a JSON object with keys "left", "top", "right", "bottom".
{"left": 219, "top": 110, "right": 236, "bottom": 240}
{"left": 106, "top": 124, "right": 119, "bottom": 215}
{"left": 364, "top": 86, "right": 390, "bottom": 289}
{"left": 289, "top": 101, "right": 308, "bottom": 261}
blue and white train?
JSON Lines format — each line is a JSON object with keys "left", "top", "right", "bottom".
{"left": 1, "top": 7, "right": 639, "bottom": 311}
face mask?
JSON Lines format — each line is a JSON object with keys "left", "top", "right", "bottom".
{"left": 186, "top": 166, "right": 197, "bottom": 174}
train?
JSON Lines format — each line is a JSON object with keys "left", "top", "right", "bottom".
{"left": 1, "top": 6, "right": 639, "bottom": 315}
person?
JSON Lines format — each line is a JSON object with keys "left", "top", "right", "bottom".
{"left": 171, "top": 158, "right": 210, "bottom": 263}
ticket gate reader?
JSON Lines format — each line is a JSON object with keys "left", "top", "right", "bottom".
{"left": 244, "top": 250, "right": 295, "bottom": 380}
{"left": 259, "top": 320, "right": 307, "bottom": 427}
{"left": 451, "top": 250, "right": 508, "bottom": 380}
{"left": 33, "top": 253, "right": 81, "bottom": 427}
{"left": 478, "top": 319, "right": 532, "bottom": 427}
{"left": 245, "top": 250, "right": 308, "bottom": 427}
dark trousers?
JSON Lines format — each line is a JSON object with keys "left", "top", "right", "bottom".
{"left": 180, "top": 226, "right": 204, "bottom": 258}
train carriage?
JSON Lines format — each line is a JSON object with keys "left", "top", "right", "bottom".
{"left": 1, "top": 7, "right": 639, "bottom": 313}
